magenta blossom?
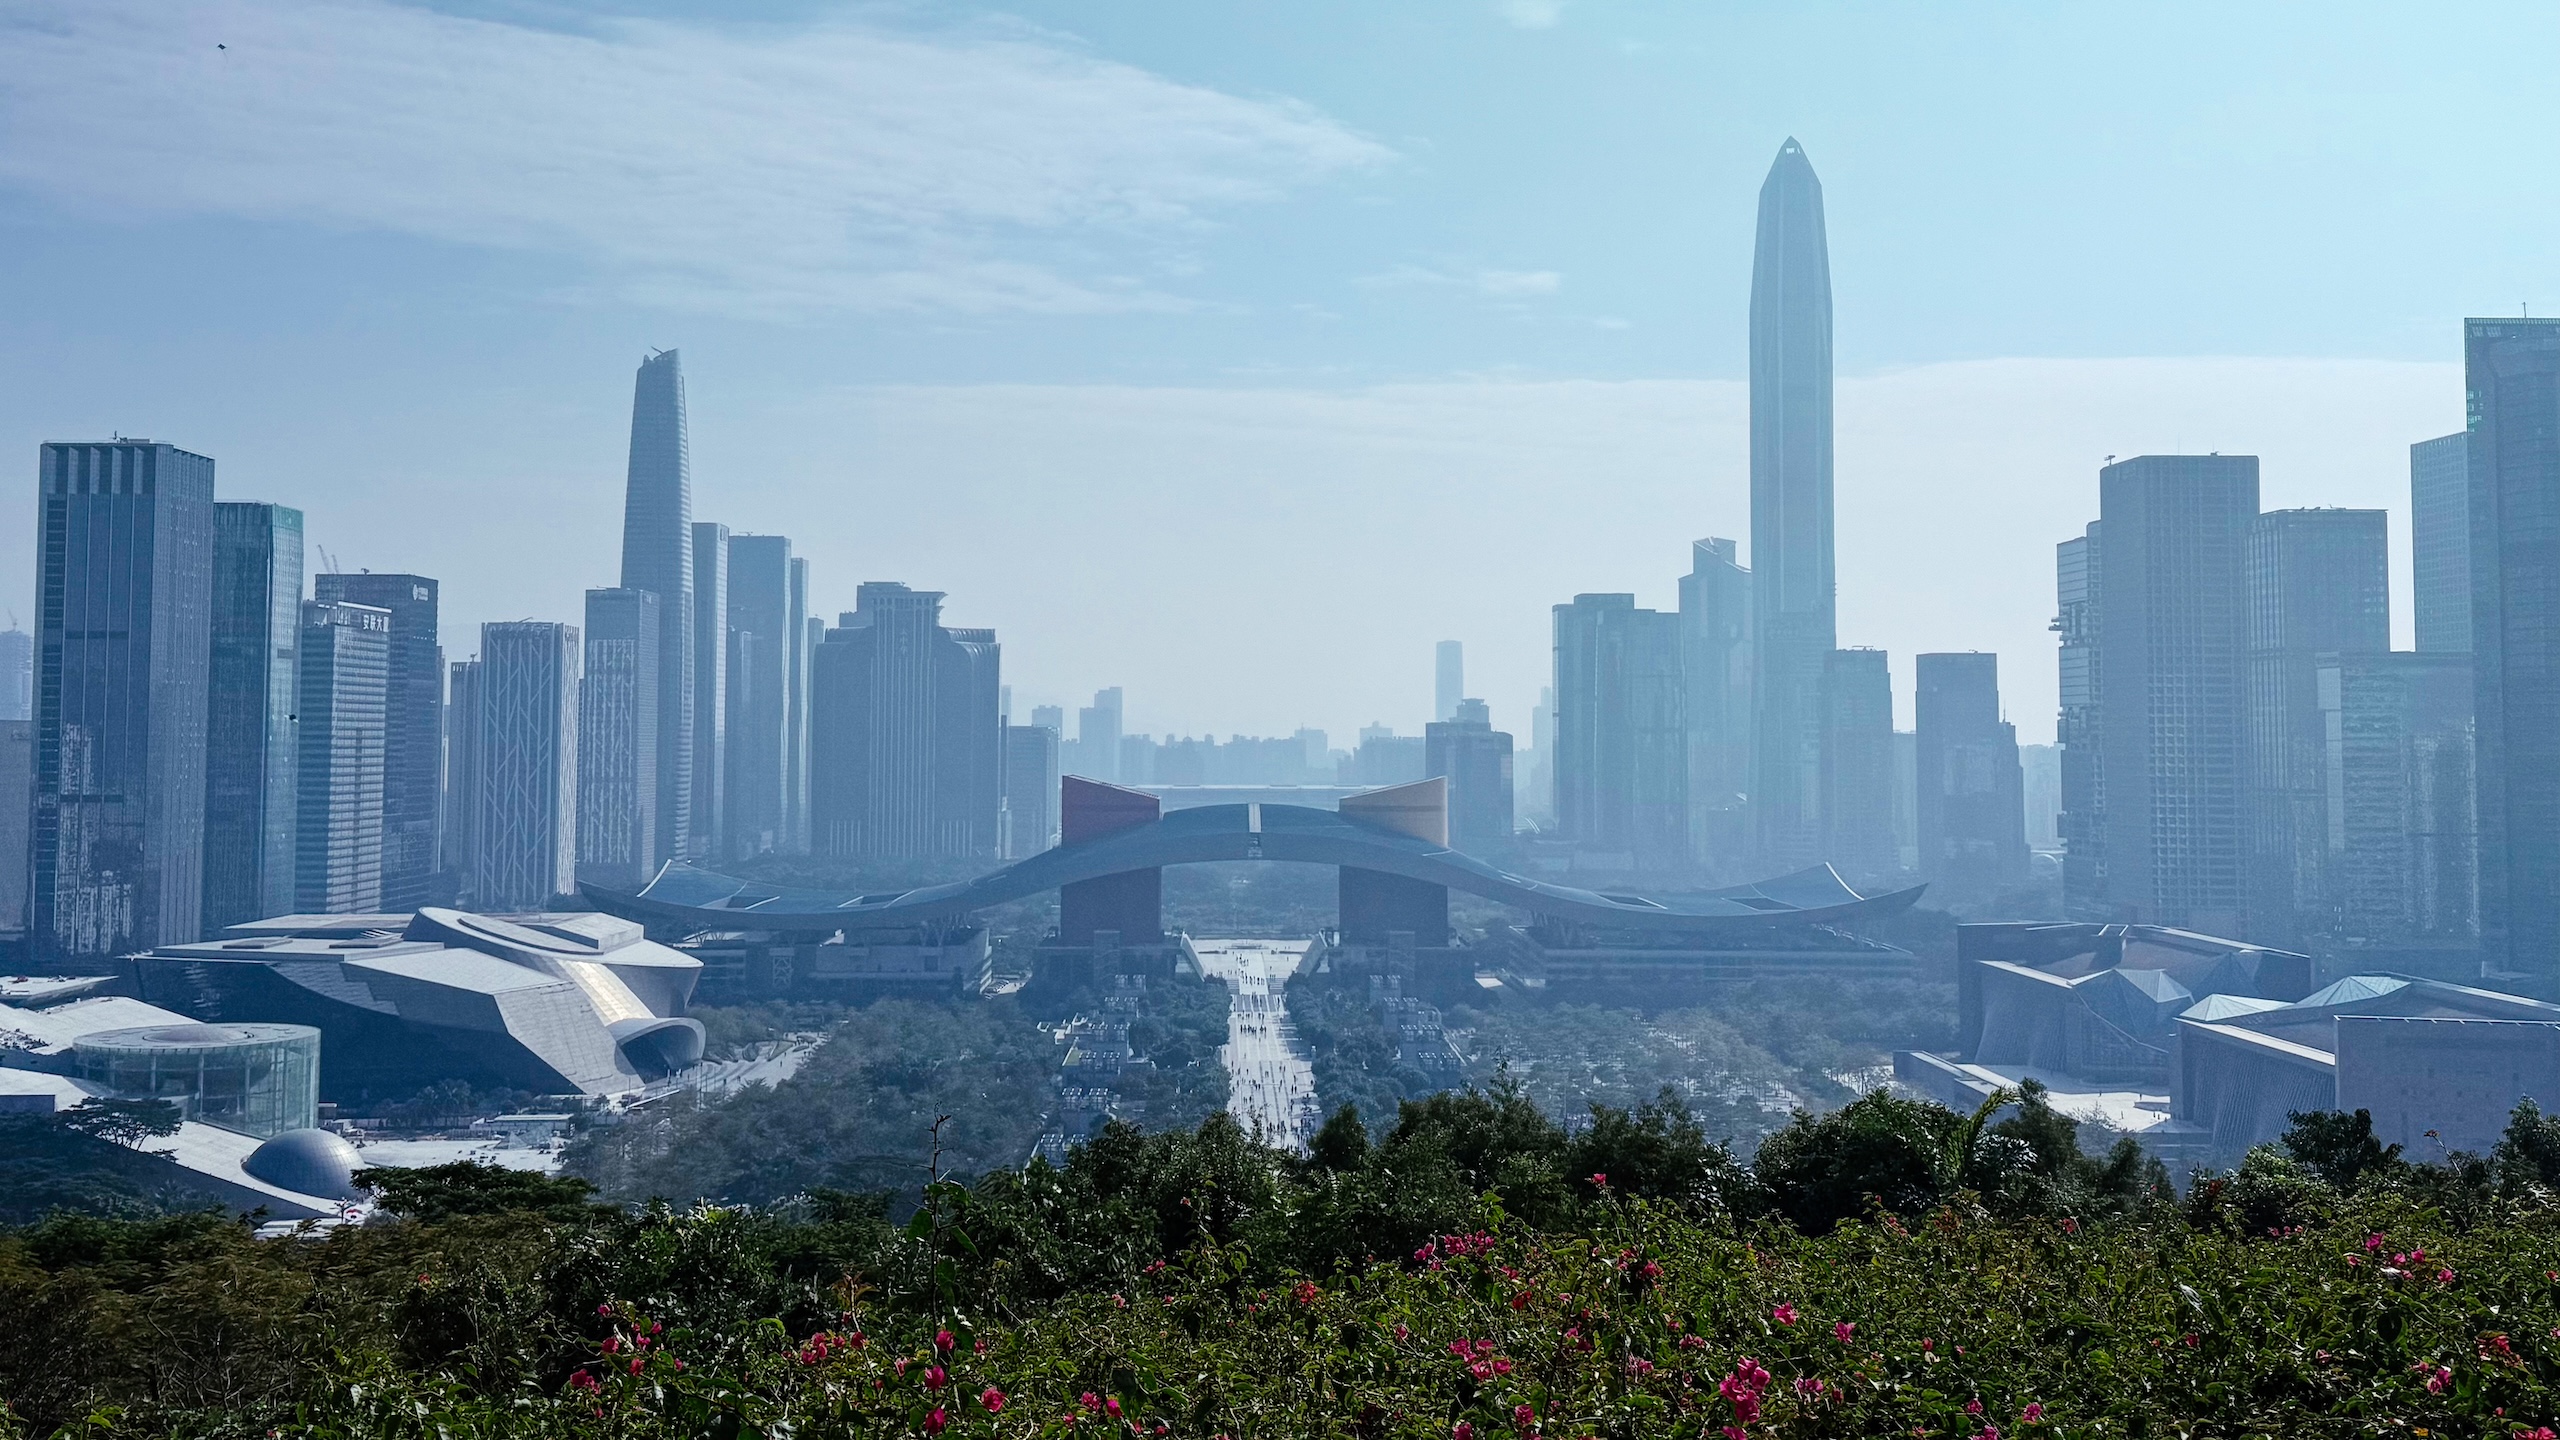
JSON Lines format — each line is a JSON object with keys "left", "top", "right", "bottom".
{"left": 1835, "top": 1321, "right": 1856, "bottom": 1343}
{"left": 1771, "top": 1303, "right": 1798, "bottom": 1326}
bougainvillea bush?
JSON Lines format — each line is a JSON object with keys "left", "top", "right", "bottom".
{"left": 14, "top": 1085, "right": 2560, "bottom": 1438}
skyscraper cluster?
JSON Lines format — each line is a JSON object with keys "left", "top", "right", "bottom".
{"left": 2048, "top": 322, "right": 2549, "bottom": 977}
{"left": 1540, "top": 138, "right": 2027, "bottom": 895}
{"left": 6, "top": 351, "right": 1015, "bottom": 960}
{"left": 451, "top": 348, "right": 1010, "bottom": 910}
{"left": 10, "top": 441, "right": 449, "bottom": 961}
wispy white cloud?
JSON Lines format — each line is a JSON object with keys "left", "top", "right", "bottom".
{"left": 1358, "top": 263, "right": 1562, "bottom": 297}
{"left": 1497, "top": 0, "right": 1566, "bottom": 29}
{"left": 0, "top": 0, "right": 1389, "bottom": 315}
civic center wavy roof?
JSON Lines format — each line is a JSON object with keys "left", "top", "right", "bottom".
{"left": 585, "top": 801, "right": 1922, "bottom": 936}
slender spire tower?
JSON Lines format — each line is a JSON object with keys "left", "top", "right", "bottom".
{"left": 620, "top": 349, "right": 695, "bottom": 867}
{"left": 1747, "top": 138, "right": 1836, "bottom": 869}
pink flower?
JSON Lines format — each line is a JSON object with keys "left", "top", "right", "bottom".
{"left": 1453, "top": 1424, "right": 1475, "bottom": 1440}
{"left": 1513, "top": 1403, "right": 1537, "bottom": 1426}
{"left": 925, "top": 1365, "right": 948, "bottom": 1390}
{"left": 1966, "top": 1399, "right": 1985, "bottom": 1416}
{"left": 1295, "top": 1280, "right": 1320, "bottom": 1306}
{"left": 2366, "top": 1233, "right": 2385, "bottom": 1252}
{"left": 1394, "top": 1323, "right": 1411, "bottom": 1341}
{"left": 982, "top": 1386, "right": 1006, "bottom": 1414}
{"left": 1835, "top": 1321, "right": 1856, "bottom": 1343}
{"left": 1470, "top": 1362, "right": 1493, "bottom": 1381}
{"left": 1794, "top": 1377, "right": 1824, "bottom": 1397}
{"left": 2439, "top": 1268, "right": 2457, "bottom": 1284}
{"left": 1112, "top": 1294, "right": 1127, "bottom": 1308}
{"left": 627, "top": 1357, "right": 643, "bottom": 1376}
{"left": 568, "top": 1370, "right": 599, "bottom": 1393}
{"left": 2022, "top": 1404, "right": 2044, "bottom": 1422}
{"left": 1771, "top": 1304, "right": 1798, "bottom": 1326}
{"left": 1106, "top": 1397, "right": 1122, "bottom": 1418}
{"left": 596, "top": 1304, "right": 613, "bottom": 1316}
{"left": 925, "top": 1407, "right": 948, "bottom": 1435}
{"left": 1588, "top": 1173, "right": 1608, "bottom": 1187}
{"left": 1970, "top": 1429, "right": 2000, "bottom": 1440}
{"left": 1080, "top": 1393, "right": 1100, "bottom": 1412}
{"left": 1641, "top": 1260, "right": 1662, "bottom": 1279}
{"left": 603, "top": 1336, "right": 621, "bottom": 1355}
{"left": 935, "top": 1328, "right": 956, "bottom": 1352}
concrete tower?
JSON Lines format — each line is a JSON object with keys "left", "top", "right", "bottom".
{"left": 618, "top": 350, "right": 693, "bottom": 868}
{"left": 1747, "top": 138, "right": 1836, "bottom": 870}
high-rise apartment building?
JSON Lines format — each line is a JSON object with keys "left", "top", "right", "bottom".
{"left": 687, "top": 521, "right": 728, "bottom": 858}
{"left": 2094, "top": 455, "right": 2258, "bottom": 933}
{"left": 1748, "top": 139, "right": 1836, "bottom": 873}
{"left": 724, "top": 534, "right": 793, "bottom": 858}
{"left": 1553, "top": 593, "right": 1686, "bottom": 872}
{"left": 1914, "top": 651, "right": 2026, "bottom": 897}
{"left": 1001, "top": 722, "right": 1059, "bottom": 859}
{"left": 0, "top": 626, "right": 29, "bottom": 721}
{"left": 1818, "top": 648, "right": 1896, "bottom": 882}
{"left": 1, "top": 627, "right": 29, "bottom": 931}
{"left": 2244, "top": 508, "right": 2390, "bottom": 943}
{"left": 1679, "top": 536, "right": 1753, "bottom": 874}
{"left": 2467, "top": 317, "right": 2560, "bottom": 978}
{"left": 474, "top": 622, "right": 579, "bottom": 910}
{"left": 295, "top": 600, "right": 390, "bottom": 914}
{"left": 576, "top": 588, "right": 660, "bottom": 888}
{"left": 2056, "top": 525, "right": 2106, "bottom": 916}
{"left": 2319, "top": 653, "right": 2476, "bottom": 944}
{"left": 809, "top": 582, "right": 1002, "bottom": 861}
{"left": 2412, "top": 432, "right": 2472, "bottom": 655}
{"left": 2019, "top": 743, "right": 2061, "bottom": 852}
{"left": 32, "top": 441, "right": 216, "bottom": 959}
{"left": 1425, "top": 699, "right": 1514, "bottom": 853}
{"left": 1434, "top": 642, "right": 1464, "bottom": 723}
{"left": 1072, "top": 688, "right": 1124, "bottom": 782}
{"left": 618, "top": 350, "right": 693, "bottom": 868}
{"left": 0, "top": 718, "right": 28, "bottom": 934}
{"left": 442, "top": 660, "right": 482, "bottom": 893}
{"left": 1521, "top": 685, "right": 1556, "bottom": 827}
{"left": 785, "top": 554, "right": 812, "bottom": 853}
{"left": 203, "top": 503, "right": 303, "bottom": 930}
{"left": 312, "top": 572, "right": 442, "bottom": 908}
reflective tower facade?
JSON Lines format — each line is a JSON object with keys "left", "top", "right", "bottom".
{"left": 32, "top": 441, "right": 216, "bottom": 960}
{"left": 203, "top": 502, "right": 303, "bottom": 930}
{"left": 1747, "top": 138, "right": 1836, "bottom": 870}
{"left": 618, "top": 350, "right": 693, "bottom": 868}
{"left": 311, "top": 572, "right": 441, "bottom": 908}
{"left": 2468, "top": 318, "right": 2560, "bottom": 979}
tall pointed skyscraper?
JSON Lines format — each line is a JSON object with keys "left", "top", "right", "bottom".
{"left": 620, "top": 349, "right": 694, "bottom": 868}
{"left": 1747, "top": 137, "right": 1836, "bottom": 870}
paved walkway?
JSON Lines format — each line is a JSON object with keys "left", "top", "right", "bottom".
{"left": 1191, "top": 939, "right": 1321, "bottom": 1150}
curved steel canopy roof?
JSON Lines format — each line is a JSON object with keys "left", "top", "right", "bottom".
{"left": 583, "top": 802, "right": 1923, "bottom": 937}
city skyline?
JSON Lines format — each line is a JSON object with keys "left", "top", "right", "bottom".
{"left": 0, "top": 3, "right": 2527, "bottom": 745}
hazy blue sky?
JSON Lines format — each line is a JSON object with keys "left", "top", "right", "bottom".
{"left": 1, "top": 1, "right": 2547, "bottom": 743}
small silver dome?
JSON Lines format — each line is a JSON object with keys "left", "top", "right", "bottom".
{"left": 243, "top": 1127, "right": 365, "bottom": 1200}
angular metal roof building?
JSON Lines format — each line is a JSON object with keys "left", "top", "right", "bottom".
{"left": 125, "top": 906, "right": 703, "bottom": 1101}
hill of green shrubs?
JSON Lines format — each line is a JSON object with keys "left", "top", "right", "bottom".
{"left": 12, "top": 1083, "right": 2560, "bottom": 1437}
